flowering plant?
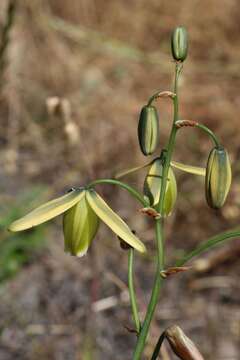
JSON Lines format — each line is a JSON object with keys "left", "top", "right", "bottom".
{"left": 9, "top": 27, "right": 238, "bottom": 359}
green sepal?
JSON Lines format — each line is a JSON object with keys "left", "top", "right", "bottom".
{"left": 115, "top": 160, "right": 153, "bottom": 179}
{"left": 171, "top": 160, "right": 206, "bottom": 176}
{"left": 63, "top": 191, "right": 99, "bottom": 257}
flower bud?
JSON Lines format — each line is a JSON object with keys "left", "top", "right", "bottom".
{"left": 138, "top": 105, "right": 159, "bottom": 156}
{"left": 171, "top": 26, "right": 188, "bottom": 62}
{"left": 63, "top": 191, "right": 99, "bottom": 257}
{"left": 205, "top": 146, "right": 232, "bottom": 209}
{"left": 165, "top": 325, "right": 204, "bottom": 360}
{"left": 143, "top": 158, "right": 177, "bottom": 216}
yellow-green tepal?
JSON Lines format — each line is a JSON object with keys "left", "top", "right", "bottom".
{"left": 143, "top": 158, "right": 177, "bottom": 216}
{"left": 171, "top": 26, "right": 188, "bottom": 62}
{"left": 63, "top": 191, "right": 99, "bottom": 257}
{"left": 8, "top": 188, "right": 85, "bottom": 232}
{"left": 138, "top": 105, "right": 159, "bottom": 156}
{"left": 205, "top": 146, "right": 232, "bottom": 209}
{"left": 86, "top": 190, "right": 146, "bottom": 253}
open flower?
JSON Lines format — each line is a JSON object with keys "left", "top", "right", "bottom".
{"left": 8, "top": 188, "right": 146, "bottom": 256}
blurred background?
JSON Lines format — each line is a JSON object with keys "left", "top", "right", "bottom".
{"left": 0, "top": 0, "right": 240, "bottom": 359}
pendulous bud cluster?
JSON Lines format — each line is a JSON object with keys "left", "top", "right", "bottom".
{"left": 138, "top": 105, "right": 160, "bottom": 156}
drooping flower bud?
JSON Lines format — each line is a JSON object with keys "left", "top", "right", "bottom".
{"left": 171, "top": 26, "right": 188, "bottom": 62}
{"left": 63, "top": 191, "right": 99, "bottom": 257}
{"left": 138, "top": 105, "right": 159, "bottom": 156}
{"left": 165, "top": 325, "right": 205, "bottom": 360}
{"left": 205, "top": 146, "right": 232, "bottom": 209}
{"left": 143, "top": 158, "right": 177, "bottom": 216}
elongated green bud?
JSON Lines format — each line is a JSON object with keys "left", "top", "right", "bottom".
{"left": 63, "top": 191, "right": 99, "bottom": 257}
{"left": 143, "top": 158, "right": 177, "bottom": 216}
{"left": 171, "top": 26, "right": 188, "bottom": 62}
{"left": 205, "top": 146, "right": 232, "bottom": 209}
{"left": 138, "top": 105, "right": 159, "bottom": 156}
{"left": 165, "top": 325, "right": 205, "bottom": 360}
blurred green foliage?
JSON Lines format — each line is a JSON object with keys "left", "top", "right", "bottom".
{"left": 0, "top": 187, "right": 48, "bottom": 283}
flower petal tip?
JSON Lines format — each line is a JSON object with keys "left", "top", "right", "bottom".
{"left": 64, "top": 248, "right": 88, "bottom": 257}
{"left": 8, "top": 221, "right": 26, "bottom": 232}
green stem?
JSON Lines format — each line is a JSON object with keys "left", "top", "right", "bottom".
{"left": 88, "top": 179, "right": 148, "bottom": 207}
{"left": 128, "top": 248, "right": 141, "bottom": 333}
{"left": 195, "top": 123, "right": 220, "bottom": 147}
{"left": 132, "top": 62, "right": 182, "bottom": 359}
{"left": 88, "top": 180, "right": 146, "bottom": 336}
{"left": 155, "top": 64, "right": 182, "bottom": 216}
{"left": 147, "top": 91, "right": 160, "bottom": 106}
{"left": 133, "top": 220, "right": 164, "bottom": 360}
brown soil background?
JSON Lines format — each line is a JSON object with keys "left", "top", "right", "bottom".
{"left": 0, "top": 1, "right": 240, "bottom": 359}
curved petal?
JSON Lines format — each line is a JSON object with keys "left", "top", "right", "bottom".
{"left": 86, "top": 190, "right": 146, "bottom": 254}
{"left": 9, "top": 189, "right": 85, "bottom": 232}
{"left": 171, "top": 161, "right": 206, "bottom": 176}
{"left": 115, "top": 161, "right": 152, "bottom": 179}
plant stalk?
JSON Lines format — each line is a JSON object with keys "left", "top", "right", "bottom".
{"left": 195, "top": 123, "right": 220, "bottom": 147}
{"left": 132, "top": 62, "right": 182, "bottom": 359}
{"left": 128, "top": 248, "right": 141, "bottom": 333}
{"left": 88, "top": 179, "right": 148, "bottom": 207}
